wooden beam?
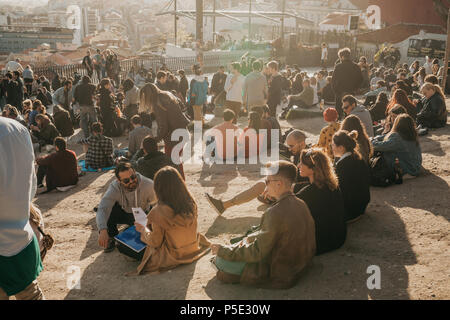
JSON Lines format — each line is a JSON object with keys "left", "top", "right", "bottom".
{"left": 442, "top": 8, "right": 450, "bottom": 93}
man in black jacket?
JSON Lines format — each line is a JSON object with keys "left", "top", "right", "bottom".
{"left": 267, "top": 61, "right": 283, "bottom": 117}
{"left": 332, "top": 48, "right": 363, "bottom": 119}
{"left": 82, "top": 50, "right": 94, "bottom": 78}
{"left": 131, "top": 136, "right": 179, "bottom": 180}
{"left": 210, "top": 66, "right": 227, "bottom": 107}
{"left": 74, "top": 75, "right": 97, "bottom": 138}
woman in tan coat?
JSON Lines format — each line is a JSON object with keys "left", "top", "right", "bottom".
{"left": 133, "top": 166, "right": 210, "bottom": 275}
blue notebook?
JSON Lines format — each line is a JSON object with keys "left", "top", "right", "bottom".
{"left": 114, "top": 226, "right": 147, "bottom": 253}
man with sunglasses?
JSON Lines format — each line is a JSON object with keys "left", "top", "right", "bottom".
{"left": 210, "top": 161, "right": 316, "bottom": 289}
{"left": 96, "top": 162, "right": 156, "bottom": 253}
{"left": 342, "top": 95, "right": 374, "bottom": 137}
{"left": 205, "top": 130, "right": 310, "bottom": 214}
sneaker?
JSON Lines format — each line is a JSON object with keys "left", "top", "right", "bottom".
{"left": 37, "top": 184, "right": 44, "bottom": 189}
{"left": 205, "top": 193, "right": 225, "bottom": 215}
{"left": 104, "top": 239, "right": 116, "bottom": 253}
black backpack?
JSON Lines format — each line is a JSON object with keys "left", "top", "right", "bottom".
{"left": 369, "top": 152, "right": 402, "bottom": 187}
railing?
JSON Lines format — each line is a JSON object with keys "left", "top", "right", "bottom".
{"left": 32, "top": 51, "right": 271, "bottom": 83}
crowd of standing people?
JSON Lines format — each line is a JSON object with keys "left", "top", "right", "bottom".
{"left": 0, "top": 45, "right": 448, "bottom": 298}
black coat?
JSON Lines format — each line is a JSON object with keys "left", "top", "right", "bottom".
{"left": 296, "top": 184, "right": 347, "bottom": 255}
{"left": 335, "top": 154, "right": 371, "bottom": 222}
{"left": 332, "top": 60, "right": 363, "bottom": 95}
{"left": 417, "top": 93, "right": 447, "bottom": 128}
{"left": 53, "top": 109, "right": 74, "bottom": 137}
{"left": 135, "top": 150, "right": 179, "bottom": 180}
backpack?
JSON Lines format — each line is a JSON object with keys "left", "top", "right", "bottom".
{"left": 369, "top": 152, "right": 402, "bottom": 187}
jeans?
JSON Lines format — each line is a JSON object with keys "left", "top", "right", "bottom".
{"left": 80, "top": 106, "right": 98, "bottom": 138}
{"left": 107, "top": 203, "right": 136, "bottom": 238}
{"left": 215, "top": 257, "right": 246, "bottom": 276}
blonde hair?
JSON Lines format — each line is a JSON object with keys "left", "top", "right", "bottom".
{"left": 300, "top": 148, "right": 339, "bottom": 191}
{"left": 421, "top": 83, "right": 445, "bottom": 101}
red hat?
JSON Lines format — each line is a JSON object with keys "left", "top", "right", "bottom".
{"left": 323, "top": 107, "right": 338, "bottom": 122}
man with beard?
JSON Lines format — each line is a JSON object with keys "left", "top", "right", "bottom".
{"left": 96, "top": 162, "right": 157, "bottom": 253}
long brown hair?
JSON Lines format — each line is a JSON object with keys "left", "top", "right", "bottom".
{"left": 388, "top": 114, "right": 419, "bottom": 146}
{"left": 139, "top": 83, "right": 178, "bottom": 114}
{"left": 300, "top": 148, "right": 339, "bottom": 191}
{"left": 386, "top": 89, "right": 415, "bottom": 116}
{"left": 341, "top": 115, "right": 373, "bottom": 158}
{"left": 153, "top": 166, "right": 197, "bottom": 216}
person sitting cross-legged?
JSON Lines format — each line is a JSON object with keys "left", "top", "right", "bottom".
{"left": 96, "top": 162, "right": 157, "bottom": 253}
{"left": 78, "top": 122, "right": 114, "bottom": 170}
{"left": 36, "top": 137, "right": 78, "bottom": 192}
{"left": 280, "top": 78, "right": 314, "bottom": 119}
{"left": 131, "top": 136, "right": 179, "bottom": 180}
{"left": 210, "top": 160, "right": 316, "bottom": 289}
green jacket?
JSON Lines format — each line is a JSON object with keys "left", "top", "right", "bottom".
{"left": 218, "top": 193, "right": 316, "bottom": 289}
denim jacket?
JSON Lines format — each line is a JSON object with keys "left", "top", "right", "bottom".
{"left": 372, "top": 132, "right": 422, "bottom": 176}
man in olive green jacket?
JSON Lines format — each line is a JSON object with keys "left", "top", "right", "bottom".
{"left": 211, "top": 161, "right": 316, "bottom": 289}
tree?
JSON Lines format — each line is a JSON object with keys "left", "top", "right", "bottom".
{"left": 433, "top": 0, "right": 450, "bottom": 23}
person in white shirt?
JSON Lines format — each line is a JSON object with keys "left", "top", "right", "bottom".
{"left": 5, "top": 58, "right": 24, "bottom": 73}
{"left": 224, "top": 62, "right": 245, "bottom": 123}
{"left": 0, "top": 117, "right": 45, "bottom": 300}
{"left": 423, "top": 56, "right": 433, "bottom": 75}
{"left": 321, "top": 43, "right": 328, "bottom": 69}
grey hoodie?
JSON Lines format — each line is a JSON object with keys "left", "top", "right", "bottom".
{"left": 243, "top": 71, "right": 268, "bottom": 108}
{"left": 350, "top": 105, "right": 374, "bottom": 137}
{"left": 96, "top": 173, "right": 156, "bottom": 231}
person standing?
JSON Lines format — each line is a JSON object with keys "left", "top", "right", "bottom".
{"left": 93, "top": 49, "right": 103, "bottom": 82}
{"left": 266, "top": 61, "right": 283, "bottom": 117}
{"left": 140, "top": 83, "right": 190, "bottom": 179}
{"left": 332, "top": 48, "right": 363, "bottom": 119}
{"left": 243, "top": 60, "right": 268, "bottom": 113}
{"left": 224, "top": 62, "right": 245, "bottom": 123}
{"left": 82, "top": 50, "right": 94, "bottom": 78}
{"left": 22, "top": 65, "right": 34, "bottom": 98}
{"left": 98, "top": 78, "right": 117, "bottom": 137}
{"left": 52, "top": 80, "right": 74, "bottom": 115}
{"left": 74, "top": 75, "right": 97, "bottom": 138}
{"left": 321, "top": 43, "right": 328, "bottom": 69}
{"left": 0, "top": 117, "right": 44, "bottom": 300}
{"left": 123, "top": 78, "right": 140, "bottom": 121}
{"left": 177, "top": 70, "right": 189, "bottom": 103}
{"left": 210, "top": 66, "right": 227, "bottom": 107}
{"left": 189, "top": 64, "right": 209, "bottom": 125}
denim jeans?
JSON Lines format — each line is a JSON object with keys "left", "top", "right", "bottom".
{"left": 80, "top": 105, "right": 98, "bottom": 138}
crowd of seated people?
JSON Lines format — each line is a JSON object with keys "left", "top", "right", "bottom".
{"left": 1, "top": 50, "right": 448, "bottom": 297}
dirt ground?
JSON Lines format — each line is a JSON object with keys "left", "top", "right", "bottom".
{"left": 33, "top": 100, "right": 450, "bottom": 300}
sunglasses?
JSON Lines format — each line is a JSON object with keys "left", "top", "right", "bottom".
{"left": 121, "top": 174, "right": 137, "bottom": 185}
{"left": 343, "top": 104, "right": 351, "bottom": 110}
